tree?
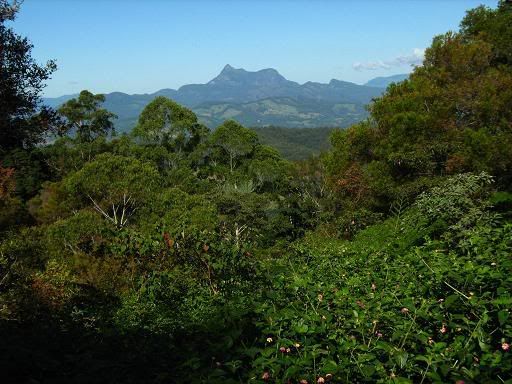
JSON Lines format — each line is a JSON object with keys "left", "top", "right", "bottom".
{"left": 58, "top": 90, "right": 117, "bottom": 142}
{"left": 133, "top": 96, "right": 208, "bottom": 152}
{"left": 0, "top": 164, "right": 14, "bottom": 199}
{"left": 0, "top": 163, "right": 24, "bottom": 230}
{"left": 325, "top": 1, "right": 512, "bottom": 211}
{"left": 248, "top": 145, "right": 292, "bottom": 192}
{"left": 209, "top": 120, "right": 258, "bottom": 173}
{"left": 0, "top": 0, "right": 58, "bottom": 151}
{"left": 459, "top": 1, "right": 512, "bottom": 65}
{"left": 0, "top": 0, "right": 19, "bottom": 21}
{"left": 63, "top": 153, "right": 161, "bottom": 227}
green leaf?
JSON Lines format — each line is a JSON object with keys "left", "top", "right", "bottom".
{"left": 395, "top": 351, "right": 409, "bottom": 369}
{"left": 361, "top": 364, "right": 375, "bottom": 377}
{"left": 444, "top": 294, "right": 459, "bottom": 308}
{"left": 498, "top": 310, "right": 509, "bottom": 326}
{"left": 322, "top": 359, "right": 338, "bottom": 373}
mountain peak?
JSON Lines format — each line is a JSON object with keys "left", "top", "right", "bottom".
{"left": 220, "top": 64, "right": 237, "bottom": 73}
{"left": 258, "top": 67, "right": 279, "bottom": 75}
{"left": 219, "top": 64, "right": 248, "bottom": 76}
{"left": 209, "top": 65, "right": 287, "bottom": 86}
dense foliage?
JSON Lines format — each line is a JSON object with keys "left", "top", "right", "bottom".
{"left": 325, "top": 1, "right": 512, "bottom": 216}
{"left": 1, "top": 2, "right": 511, "bottom": 383}
{"left": 0, "top": 0, "right": 58, "bottom": 151}
{"left": 251, "top": 126, "right": 333, "bottom": 161}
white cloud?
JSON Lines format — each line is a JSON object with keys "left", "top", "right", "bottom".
{"left": 353, "top": 48, "right": 425, "bottom": 71}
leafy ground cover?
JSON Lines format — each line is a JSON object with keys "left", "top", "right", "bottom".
{"left": 241, "top": 174, "right": 512, "bottom": 383}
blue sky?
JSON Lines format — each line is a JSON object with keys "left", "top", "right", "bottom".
{"left": 12, "top": 0, "right": 497, "bottom": 97}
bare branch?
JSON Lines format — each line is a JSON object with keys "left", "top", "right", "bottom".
{"left": 87, "top": 194, "right": 116, "bottom": 225}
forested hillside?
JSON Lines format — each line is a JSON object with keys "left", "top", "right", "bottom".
{"left": 1, "top": 1, "right": 512, "bottom": 384}
{"left": 251, "top": 127, "right": 334, "bottom": 160}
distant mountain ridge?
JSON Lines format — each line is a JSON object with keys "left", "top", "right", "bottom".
{"left": 364, "top": 73, "right": 408, "bottom": 88}
{"left": 43, "top": 67, "right": 406, "bottom": 131}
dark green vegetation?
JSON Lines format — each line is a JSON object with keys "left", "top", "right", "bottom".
{"left": 2, "top": 1, "right": 512, "bottom": 383}
{"left": 43, "top": 67, "right": 396, "bottom": 132}
{"left": 252, "top": 127, "right": 334, "bottom": 161}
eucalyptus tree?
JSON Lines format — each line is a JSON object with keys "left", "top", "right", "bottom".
{"left": 63, "top": 153, "right": 161, "bottom": 228}
{"left": 133, "top": 96, "right": 208, "bottom": 153}
{"left": 209, "top": 120, "right": 258, "bottom": 173}
{"left": 58, "top": 90, "right": 117, "bottom": 143}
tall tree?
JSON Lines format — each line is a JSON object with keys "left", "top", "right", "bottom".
{"left": 133, "top": 96, "right": 207, "bottom": 152}
{"left": 63, "top": 153, "right": 161, "bottom": 227}
{"left": 209, "top": 120, "right": 258, "bottom": 173}
{"left": 58, "top": 90, "right": 117, "bottom": 143}
{"left": 0, "top": 0, "right": 58, "bottom": 151}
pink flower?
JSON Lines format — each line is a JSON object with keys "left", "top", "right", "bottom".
{"left": 317, "top": 377, "right": 325, "bottom": 384}
{"left": 502, "top": 342, "right": 510, "bottom": 351}
{"left": 279, "top": 346, "right": 286, "bottom": 353}
{"left": 440, "top": 325, "right": 447, "bottom": 334}
{"left": 376, "top": 332, "right": 383, "bottom": 338}
{"left": 262, "top": 371, "right": 270, "bottom": 381}
{"left": 299, "top": 380, "right": 308, "bottom": 384}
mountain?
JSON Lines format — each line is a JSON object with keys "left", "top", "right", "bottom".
{"left": 44, "top": 65, "right": 392, "bottom": 131}
{"left": 364, "top": 74, "right": 409, "bottom": 88}
{"left": 176, "top": 65, "right": 300, "bottom": 105}
{"left": 43, "top": 93, "right": 78, "bottom": 109}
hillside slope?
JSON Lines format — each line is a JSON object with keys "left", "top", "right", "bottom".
{"left": 252, "top": 126, "right": 333, "bottom": 160}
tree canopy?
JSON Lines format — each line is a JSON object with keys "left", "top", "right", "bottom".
{"left": 132, "top": 96, "right": 207, "bottom": 152}
{"left": 58, "top": 90, "right": 117, "bottom": 143}
{"left": 326, "top": 1, "right": 512, "bottom": 210}
{"left": 209, "top": 119, "right": 259, "bottom": 173}
{"left": 0, "top": 0, "right": 57, "bottom": 150}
